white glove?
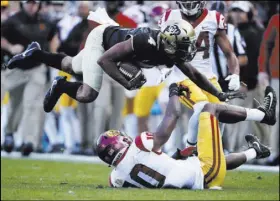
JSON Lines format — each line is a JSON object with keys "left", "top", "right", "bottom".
{"left": 225, "top": 74, "right": 240, "bottom": 91}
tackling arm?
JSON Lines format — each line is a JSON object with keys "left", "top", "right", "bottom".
{"left": 153, "top": 88, "right": 181, "bottom": 151}
{"left": 176, "top": 61, "right": 222, "bottom": 99}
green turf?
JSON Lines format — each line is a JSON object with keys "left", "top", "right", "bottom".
{"left": 1, "top": 158, "right": 279, "bottom": 200}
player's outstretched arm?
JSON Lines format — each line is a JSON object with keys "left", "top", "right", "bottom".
{"left": 98, "top": 39, "right": 135, "bottom": 90}
{"left": 216, "top": 30, "right": 240, "bottom": 91}
{"left": 153, "top": 84, "right": 181, "bottom": 151}
{"left": 176, "top": 61, "right": 226, "bottom": 101}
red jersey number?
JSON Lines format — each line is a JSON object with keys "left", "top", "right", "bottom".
{"left": 196, "top": 31, "right": 210, "bottom": 59}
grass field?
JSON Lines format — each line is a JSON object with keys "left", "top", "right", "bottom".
{"left": 1, "top": 158, "right": 279, "bottom": 200}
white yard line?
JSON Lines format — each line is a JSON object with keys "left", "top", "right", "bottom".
{"left": 1, "top": 151, "right": 279, "bottom": 173}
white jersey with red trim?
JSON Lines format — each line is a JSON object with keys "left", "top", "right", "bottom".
{"left": 159, "top": 9, "right": 227, "bottom": 83}
{"left": 109, "top": 132, "right": 204, "bottom": 189}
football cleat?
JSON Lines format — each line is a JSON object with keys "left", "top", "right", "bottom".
{"left": 3, "top": 134, "right": 14, "bottom": 153}
{"left": 43, "top": 76, "right": 66, "bottom": 113}
{"left": 257, "top": 86, "right": 277, "bottom": 125}
{"left": 21, "top": 142, "right": 34, "bottom": 157}
{"left": 245, "top": 134, "right": 270, "bottom": 159}
{"left": 6, "top": 41, "right": 41, "bottom": 69}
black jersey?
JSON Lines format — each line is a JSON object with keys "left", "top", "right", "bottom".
{"left": 103, "top": 26, "right": 174, "bottom": 68}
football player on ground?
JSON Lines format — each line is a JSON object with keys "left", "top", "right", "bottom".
{"left": 159, "top": 1, "right": 241, "bottom": 151}
{"left": 5, "top": 8, "right": 237, "bottom": 114}
{"left": 96, "top": 84, "right": 276, "bottom": 189}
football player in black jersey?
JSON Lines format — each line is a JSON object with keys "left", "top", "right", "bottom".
{"left": 5, "top": 18, "right": 237, "bottom": 113}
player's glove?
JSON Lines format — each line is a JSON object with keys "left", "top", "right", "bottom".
{"left": 169, "top": 83, "right": 191, "bottom": 98}
{"left": 217, "top": 91, "right": 247, "bottom": 102}
{"left": 225, "top": 74, "right": 240, "bottom": 91}
{"left": 126, "top": 71, "right": 147, "bottom": 90}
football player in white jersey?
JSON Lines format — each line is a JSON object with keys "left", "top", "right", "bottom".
{"left": 96, "top": 84, "right": 276, "bottom": 189}
{"left": 159, "top": 1, "right": 241, "bottom": 150}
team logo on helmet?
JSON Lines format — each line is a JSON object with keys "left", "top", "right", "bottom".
{"left": 106, "top": 130, "right": 120, "bottom": 137}
{"left": 163, "top": 25, "right": 181, "bottom": 36}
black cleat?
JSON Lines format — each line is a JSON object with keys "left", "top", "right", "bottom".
{"left": 257, "top": 86, "right": 277, "bottom": 125}
{"left": 3, "top": 134, "right": 14, "bottom": 153}
{"left": 6, "top": 42, "right": 41, "bottom": 69}
{"left": 21, "top": 142, "right": 34, "bottom": 156}
{"left": 43, "top": 76, "right": 66, "bottom": 113}
{"left": 48, "top": 143, "right": 65, "bottom": 153}
{"left": 245, "top": 134, "right": 270, "bottom": 159}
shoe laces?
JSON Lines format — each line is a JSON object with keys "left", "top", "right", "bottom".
{"left": 263, "top": 95, "right": 271, "bottom": 110}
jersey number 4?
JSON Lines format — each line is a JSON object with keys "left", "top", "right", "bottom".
{"left": 196, "top": 31, "right": 210, "bottom": 59}
{"left": 129, "top": 164, "right": 166, "bottom": 188}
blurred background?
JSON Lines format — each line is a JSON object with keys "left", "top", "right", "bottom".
{"left": 1, "top": 1, "right": 279, "bottom": 166}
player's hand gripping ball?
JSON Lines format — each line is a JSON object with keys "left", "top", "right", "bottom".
{"left": 117, "top": 61, "right": 146, "bottom": 90}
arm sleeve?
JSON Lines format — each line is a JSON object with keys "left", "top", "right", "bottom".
{"left": 258, "top": 15, "right": 277, "bottom": 73}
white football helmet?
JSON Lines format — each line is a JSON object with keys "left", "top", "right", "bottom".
{"left": 176, "top": 1, "right": 206, "bottom": 16}
{"left": 160, "top": 19, "right": 197, "bottom": 62}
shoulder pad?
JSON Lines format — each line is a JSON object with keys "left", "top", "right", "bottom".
{"left": 135, "top": 132, "right": 154, "bottom": 152}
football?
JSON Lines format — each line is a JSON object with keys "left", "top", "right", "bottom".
{"left": 118, "top": 61, "right": 142, "bottom": 81}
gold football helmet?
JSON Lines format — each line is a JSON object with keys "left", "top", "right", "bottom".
{"left": 160, "top": 19, "right": 197, "bottom": 62}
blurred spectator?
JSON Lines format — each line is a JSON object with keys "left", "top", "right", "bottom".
{"left": 56, "top": 1, "right": 95, "bottom": 155}
{"left": 1, "top": 0, "right": 58, "bottom": 156}
{"left": 209, "top": 1, "right": 248, "bottom": 152}
{"left": 105, "top": 1, "right": 137, "bottom": 28}
{"left": 58, "top": 1, "right": 91, "bottom": 56}
{"left": 258, "top": 14, "right": 279, "bottom": 166}
{"left": 228, "top": 1, "right": 269, "bottom": 157}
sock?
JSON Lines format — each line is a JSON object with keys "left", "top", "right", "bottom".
{"left": 60, "top": 81, "right": 83, "bottom": 100}
{"left": 219, "top": 122, "right": 225, "bottom": 137}
{"left": 32, "top": 50, "right": 66, "bottom": 70}
{"left": 58, "top": 108, "right": 73, "bottom": 150}
{"left": 243, "top": 148, "right": 257, "bottom": 162}
{"left": 185, "top": 108, "right": 200, "bottom": 146}
{"left": 123, "top": 114, "right": 138, "bottom": 139}
{"left": 185, "top": 102, "right": 208, "bottom": 146}
{"left": 68, "top": 108, "right": 81, "bottom": 145}
{"left": 44, "top": 112, "right": 58, "bottom": 145}
{"left": 245, "top": 108, "right": 265, "bottom": 122}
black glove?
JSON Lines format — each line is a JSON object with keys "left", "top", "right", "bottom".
{"left": 169, "top": 83, "right": 191, "bottom": 98}
{"left": 217, "top": 91, "right": 247, "bottom": 102}
{"left": 169, "top": 83, "right": 180, "bottom": 97}
{"left": 126, "top": 71, "right": 147, "bottom": 90}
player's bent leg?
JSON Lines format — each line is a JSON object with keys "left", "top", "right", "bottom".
{"left": 178, "top": 79, "right": 208, "bottom": 109}
{"left": 202, "top": 86, "right": 276, "bottom": 125}
{"left": 122, "top": 90, "right": 138, "bottom": 139}
{"left": 226, "top": 134, "right": 271, "bottom": 170}
{"left": 178, "top": 79, "right": 209, "bottom": 147}
{"left": 6, "top": 42, "right": 78, "bottom": 75}
{"left": 197, "top": 112, "right": 226, "bottom": 188}
{"left": 134, "top": 86, "right": 158, "bottom": 134}
{"left": 43, "top": 76, "right": 98, "bottom": 113}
